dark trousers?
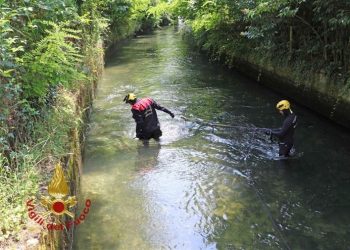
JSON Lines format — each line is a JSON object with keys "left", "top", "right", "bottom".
{"left": 140, "top": 129, "right": 162, "bottom": 140}
{"left": 279, "top": 143, "right": 293, "bottom": 157}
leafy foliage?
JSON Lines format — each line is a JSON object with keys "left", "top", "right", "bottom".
{"left": 170, "top": 0, "right": 350, "bottom": 79}
{"left": 0, "top": 89, "right": 80, "bottom": 241}
{"left": 22, "top": 21, "right": 85, "bottom": 100}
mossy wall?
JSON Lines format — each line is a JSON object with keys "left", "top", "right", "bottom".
{"left": 29, "top": 41, "right": 103, "bottom": 250}
{"left": 233, "top": 56, "right": 350, "bottom": 129}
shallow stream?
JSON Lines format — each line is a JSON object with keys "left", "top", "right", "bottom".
{"left": 74, "top": 27, "right": 350, "bottom": 250}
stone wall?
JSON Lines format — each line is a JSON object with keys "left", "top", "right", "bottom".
{"left": 233, "top": 56, "right": 350, "bottom": 129}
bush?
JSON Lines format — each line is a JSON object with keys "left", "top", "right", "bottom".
{"left": 22, "top": 22, "right": 85, "bottom": 101}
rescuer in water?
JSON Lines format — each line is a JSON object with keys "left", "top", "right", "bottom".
{"left": 123, "top": 93, "right": 175, "bottom": 140}
{"left": 266, "top": 100, "right": 297, "bottom": 157}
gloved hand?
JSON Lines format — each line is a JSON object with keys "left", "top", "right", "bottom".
{"left": 264, "top": 129, "right": 272, "bottom": 136}
{"left": 169, "top": 112, "right": 175, "bottom": 118}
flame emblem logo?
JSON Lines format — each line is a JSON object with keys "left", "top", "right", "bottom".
{"left": 41, "top": 163, "right": 77, "bottom": 217}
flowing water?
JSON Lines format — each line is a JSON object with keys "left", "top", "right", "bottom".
{"left": 74, "top": 27, "right": 350, "bottom": 250}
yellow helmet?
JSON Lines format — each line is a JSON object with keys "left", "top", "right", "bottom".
{"left": 123, "top": 93, "right": 137, "bottom": 103}
{"left": 276, "top": 100, "right": 290, "bottom": 111}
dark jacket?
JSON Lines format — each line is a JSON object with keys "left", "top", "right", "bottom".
{"left": 131, "top": 98, "right": 173, "bottom": 138}
{"left": 271, "top": 112, "right": 297, "bottom": 145}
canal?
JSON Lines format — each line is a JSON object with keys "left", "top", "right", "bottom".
{"left": 74, "top": 27, "right": 350, "bottom": 249}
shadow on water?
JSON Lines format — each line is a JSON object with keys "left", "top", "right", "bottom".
{"left": 74, "top": 27, "right": 350, "bottom": 250}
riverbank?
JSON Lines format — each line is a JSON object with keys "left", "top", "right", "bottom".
{"left": 171, "top": 0, "right": 350, "bottom": 129}
{"left": 180, "top": 29, "right": 350, "bottom": 129}
{"left": 232, "top": 55, "right": 350, "bottom": 129}
{"left": 1, "top": 39, "right": 103, "bottom": 249}
{"left": 0, "top": 1, "right": 171, "bottom": 248}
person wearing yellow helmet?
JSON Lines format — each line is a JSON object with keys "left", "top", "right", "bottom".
{"left": 266, "top": 100, "right": 297, "bottom": 157}
{"left": 123, "top": 93, "right": 174, "bottom": 140}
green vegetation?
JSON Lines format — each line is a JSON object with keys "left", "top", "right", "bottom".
{"left": 2, "top": 0, "right": 349, "bottom": 244}
{"left": 0, "top": 90, "right": 79, "bottom": 242}
{"left": 170, "top": 0, "right": 350, "bottom": 80}
{"left": 0, "top": 0, "right": 170, "bottom": 243}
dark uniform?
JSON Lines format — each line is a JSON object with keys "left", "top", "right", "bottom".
{"left": 131, "top": 98, "right": 174, "bottom": 140}
{"left": 271, "top": 111, "right": 297, "bottom": 157}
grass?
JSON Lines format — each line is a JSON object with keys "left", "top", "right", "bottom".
{"left": 0, "top": 89, "right": 82, "bottom": 244}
